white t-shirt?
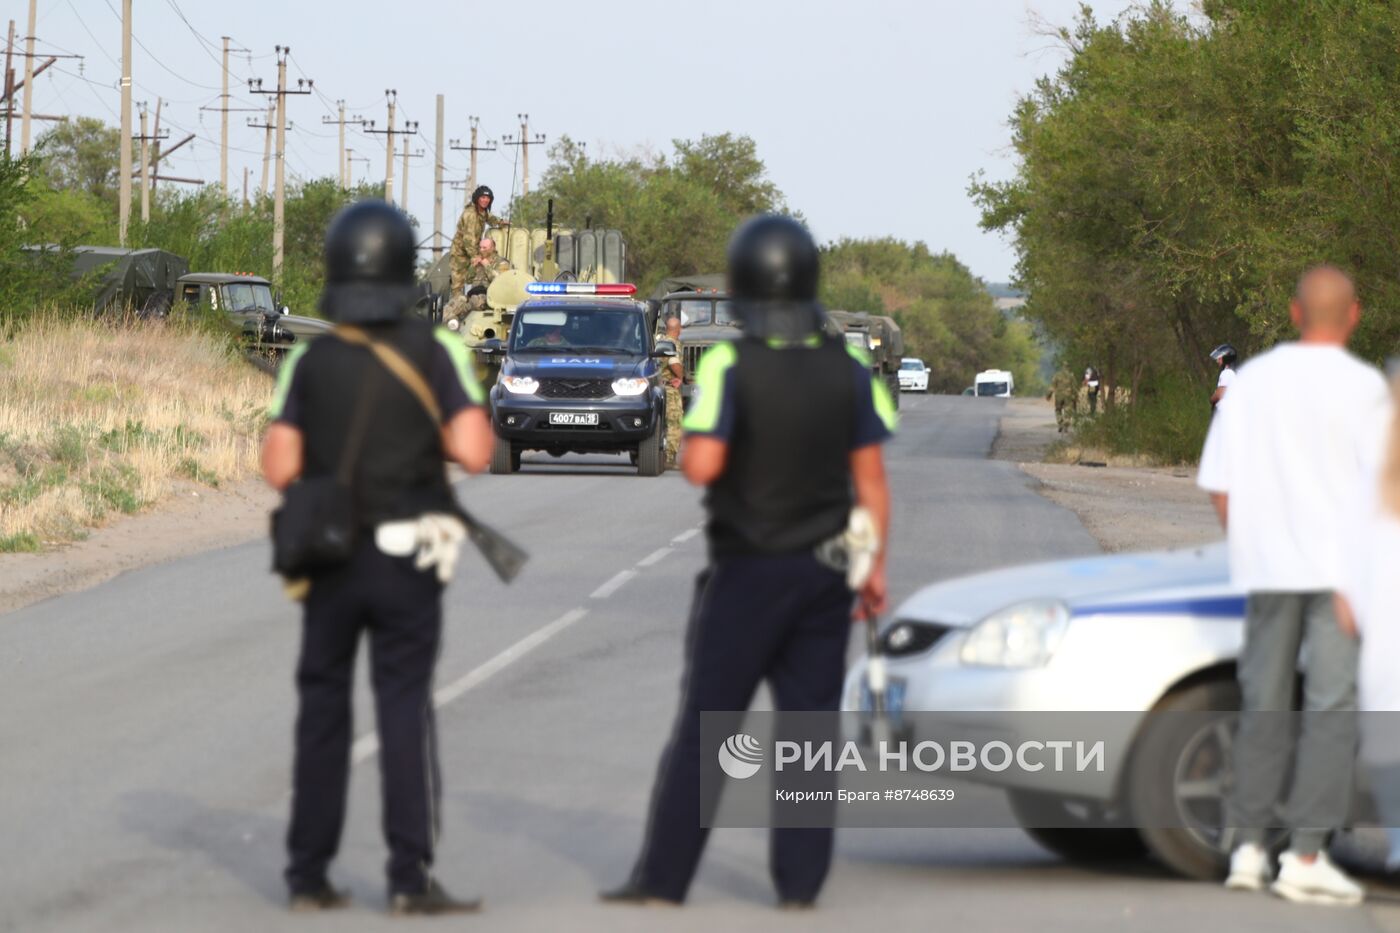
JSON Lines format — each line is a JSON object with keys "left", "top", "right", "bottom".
{"left": 1197, "top": 342, "right": 1390, "bottom": 592}
{"left": 1216, "top": 367, "right": 1236, "bottom": 390}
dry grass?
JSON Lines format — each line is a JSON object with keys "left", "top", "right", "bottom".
{"left": 0, "top": 315, "right": 266, "bottom": 550}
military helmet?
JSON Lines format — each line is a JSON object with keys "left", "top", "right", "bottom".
{"left": 318, "top": 199, "right": 419, "bottom": 324}
{"left": 1209, "top": 343, "right": 1238, "bottom": 367}
{"left": 727, "top": 214, "right": 824, "bottom": 341}
{"left": 471, "top": 185, "right": 494, "bottom": 208}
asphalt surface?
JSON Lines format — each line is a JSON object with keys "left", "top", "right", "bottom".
{"left": 0, "top": 394, "right": 1386, "bottom": 932}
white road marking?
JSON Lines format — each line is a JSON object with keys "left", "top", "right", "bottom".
{"left": 351, "top": 607, "right": 590, "bottom": 764}
{"left": 590, "top": 569, "right": 637, "bottom": 600}
{"left": 671, "top": 528, "right": 700, "bottom": 544}
{"left": 636, "top": 547, "right": 672, "bottom": 567}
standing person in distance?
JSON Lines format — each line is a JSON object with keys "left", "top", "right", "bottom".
{"left": 444, "top": 185, "right": 510, "bottom": 320}
{"left": 658, "top": 314, "right": 685, "bottom": 469}
{"left": 1197, "top": 264, "right": 1388, "bottom": 906}
{"left": 263, "top": 200, "right": 494, "bottom": 915}
{"left": 601, "top": 215, "right": 897, "bottom": 910}
{"left": 1083, "top": 366, "right": 1101, "bottom": 416}
{"left": 1210, "top": 343, "right": 1238, "bottom": 409}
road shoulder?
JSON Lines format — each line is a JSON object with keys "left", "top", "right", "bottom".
{"left": 993, "top": 398, "right": 1221, "bottom": 553}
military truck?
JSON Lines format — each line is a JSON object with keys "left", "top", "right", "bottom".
{"left": 173, "top": 272, "right": 331, "bottom": 359}
{"left": 651, "top": 276, "right": 733, "bottom": 402}
{"left": 826, "top": 310, "right": 904, "bottom": 408}
{"left": 35, "top": 245, "right": 190, "bottom": 318}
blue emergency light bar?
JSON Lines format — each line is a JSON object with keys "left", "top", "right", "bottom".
{"left": 525, "top": 282, "right": 637, "bottom": 296}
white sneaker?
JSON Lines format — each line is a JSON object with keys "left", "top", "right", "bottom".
{"left": 1225, "top": 843, "right": 1271, "bottom": 892}
{"left": 1270, "top": 851, "right": 1364, "bottom": 906}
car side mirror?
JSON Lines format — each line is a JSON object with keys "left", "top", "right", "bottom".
{"left": 652, "top": 339, "right": 677, "bottom": 358}
{"left": 280, "top": 305, "right": 290, "bottom": 316}
{"left": 480, "top": 337, "right": 503, "bottom": 355}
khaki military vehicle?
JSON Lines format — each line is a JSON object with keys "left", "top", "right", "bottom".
{"left": 826, "top": 310, "right": 904, "bottom": 408}
{"left": 651, "top": 275, "right": 732, "bottom": 403}
{"left": 174, "top": 272, "right": 331, "bottom": 360}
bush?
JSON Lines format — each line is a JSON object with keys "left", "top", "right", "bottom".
{"left": 1073, "top": 372, "right": 1212, "bottom": 465}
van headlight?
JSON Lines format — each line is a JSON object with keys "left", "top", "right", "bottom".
{"left": 501, "top": 375, "right": 539, "bottom": 395}
{"left": 611, "top": 377, "right": 650, "bottom": 396}
{"left": 959, "top": 600, "right": 1070, "bottom": 668}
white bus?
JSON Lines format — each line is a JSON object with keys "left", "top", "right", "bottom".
{"left": 973, "top": 369, "right": 1015, "bottom": 398}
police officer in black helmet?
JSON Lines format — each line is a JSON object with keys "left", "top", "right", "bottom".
{"left": 601, "top": 215, "right": 898, "bottom": 909}
{"left": 263, "top": 200, "right": 494, "bottom": 914}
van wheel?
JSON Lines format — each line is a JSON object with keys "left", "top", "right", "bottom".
{"left": 1128, "top": 678, "right": 1248, "bottom": 880}
{"left": 1007, "top": 790, "right": 1146, "bottom": 862}
{"left": 636, "top": 419, "right": 663, "bottom": 477}
{"left": 490, "top": 440, "right": 520, "bottom": 475}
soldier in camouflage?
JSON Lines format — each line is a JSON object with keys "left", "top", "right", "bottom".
{"left": 469, "top": 237, "right": 508, "bottom": 290}
{"left": 449, "top": 185, "right": 509, "bottom": 295}
{"left": 1047, "top": 366, "right": 1079, "bottom": 433}
{"left": 659, "top": 315, "right": 684, "bottom": 469}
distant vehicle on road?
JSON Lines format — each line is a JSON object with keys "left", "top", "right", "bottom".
{"left": 828, "top": 310, "right": 904, "bottom": 409}
{"left": 898, "top": 358, "right": 929, "bottom": 393}
{"left": 483, "top": 282, "right": 669, "bottom": 476}
{"left": 174, "top": 272, "right": 330, "bottom": 360}
{"left": 653, "top": 283, "right": 735, "bottom": 402}
{"left": 974, "top": 369, "right": 1015, "bottom": 397}
{"left": 843, "top": 543, "right": 1378, "bottom": 881}
{"left": 961, "top": 386, "right": 975, "bottom": 396}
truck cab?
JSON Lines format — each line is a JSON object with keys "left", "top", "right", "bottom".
{"left": 174, "top": 272, "right": 331, "bottom": 356}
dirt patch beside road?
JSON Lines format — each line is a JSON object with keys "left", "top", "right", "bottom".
{"left": 994, "top": 398, "right": 1221, "bottom": 553}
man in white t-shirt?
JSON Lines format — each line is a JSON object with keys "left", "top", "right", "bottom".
{"left": 1209, "top": 343, "right": 1238, "bottom": 408}
{"left": 1198, "top": 265, "right": 1389, "bottom": 906}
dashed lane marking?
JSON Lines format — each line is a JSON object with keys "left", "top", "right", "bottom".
{"left": 671, "top": 528, "right": 700, "bottom": 544}
{"left": 637, "top": 547, "right": 672, "bottom": 568}
{"left": 590, "top": 569, "right": 638, "bottom": 600}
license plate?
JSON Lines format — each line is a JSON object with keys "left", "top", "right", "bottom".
{"left": 860, "top": 677, "right": 907, "bottom": 716}
{"left": 548, "top": 411, "right": 599, "bottom": 426}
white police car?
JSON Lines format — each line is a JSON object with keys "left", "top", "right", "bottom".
{"left": 843, "top": 543, "right": 1278, "bottom": 879}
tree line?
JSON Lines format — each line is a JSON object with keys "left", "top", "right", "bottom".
{"left": 973, "top": 0, "right": 1400, "bottom": 456}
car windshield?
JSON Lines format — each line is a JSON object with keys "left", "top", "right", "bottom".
{"left": 976, "top": 381, "right": 1009, "bottom": 396}
{"left": 668, "top": 298, "right": 737, "bottom": 328}
{"left": 511, "top": 306, "right": 646, "bottom": 354}
{"left": 844, "top": 332, "right": 870, "bottom": 350}
{"left": 222, "top": 282, "right": 276, "bottom": 313}
{"left": 901, "top": 360, "right": 924, "bottom": 371}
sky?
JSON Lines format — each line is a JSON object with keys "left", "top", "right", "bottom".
{"left": 21, "top": 0, "right": 1141, "bottom": 283}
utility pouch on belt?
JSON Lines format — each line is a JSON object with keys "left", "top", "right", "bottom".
{"left": 813, "top": 506, "right": 880, "bottom": 591}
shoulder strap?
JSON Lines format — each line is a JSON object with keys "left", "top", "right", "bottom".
{"left": 334, "top": 324, "right": 443, "bottom": 426}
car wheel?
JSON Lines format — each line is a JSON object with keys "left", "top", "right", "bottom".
{"left": 1128, "top": 678, "right": 1249, "bottom": 880}
{"left": 489, "top": 440, "right": 519, "bottom": 475}
{"left": 636, "top": 418, "right": 663, "bottom": 477}
{"left": 1007, "top": 790, "right": 1147, "bottom": 862}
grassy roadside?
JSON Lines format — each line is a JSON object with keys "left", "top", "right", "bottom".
{"left": 0, "top": 314, "right": 267, "bottom": 551}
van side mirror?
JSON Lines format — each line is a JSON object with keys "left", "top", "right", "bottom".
{"left": 652, "top": 339, "right": 677, "bottom": 358}
{"left": 480, "top": 337, "right": 503, "bottom": 355}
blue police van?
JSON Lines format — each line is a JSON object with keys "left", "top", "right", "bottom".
{"left": 484, "top": 283, "right": 674, "bottom": 476}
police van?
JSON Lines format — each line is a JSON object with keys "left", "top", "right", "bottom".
{"left": 482, "top": 283, "right": 673, "bottom": 476}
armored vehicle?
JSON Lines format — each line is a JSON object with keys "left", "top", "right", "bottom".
{"left": 174, "top": 272, "right": 331, "bottom": 358}
{"left": 826, "top": 310, "right": 904, "bottom": 408}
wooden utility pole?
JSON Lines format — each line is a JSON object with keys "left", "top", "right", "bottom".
{"left": 19, "top": 0, "right": 34, "bottom": 154}
{"left": 250, "top": 103, "right": 274, "bottom": 195}
{"left": 118, "top": 0, "right": 133, "bottom": 245}
{"left": 433, "top": 94, "right": 445, "bottom": 258}
{"left": 501, "top": 113, "right": 546, "bottom": 197}
{"left": 399, "top": 136, "right": 423, "bottom": 213}
{"left": 449, "top": 117, "right": 497, "bottom": 194}
{"left": 4, "top": 21, "right": 14, "bottom": 158}
{"left": 364, "top": 91, "right": 416, "bottom": 207}
{"left": 198, "top": 38, "right": 252, "bottom": 198}
{"left": 250, "top": 46, "right": 312, "bottom": 282}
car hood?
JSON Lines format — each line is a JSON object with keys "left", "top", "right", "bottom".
{"left": 279, "top": 313, "right": 332, "bottom": 336}
{"left": 894, "top": 542, "right": 1234, "bottom": 627}
{"left": 505, "top": 354, "right": 652, "bottom": 379}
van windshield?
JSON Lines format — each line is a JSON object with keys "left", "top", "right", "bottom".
{"left": 976, "top": 381, "right": 1009, "bottom": 396}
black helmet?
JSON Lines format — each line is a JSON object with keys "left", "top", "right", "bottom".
{"left": 319, "top": 199, "right": 419, "bottom": 323}
{"left": 470, "top": 185, "right": 494, "bottom": 208}
{"left": 1209, "top": 343, "right": 1238, "bottom": 367}
{"left": 727, "top": 214, "right": 823, "bottom": 340}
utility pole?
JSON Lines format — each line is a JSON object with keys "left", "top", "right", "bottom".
{"left": 19, "top": 0, "right": 34, "bottom": 154}
{"left": 433, "top": 95, "right": 445, "bottom": 258}
{"left": 118, "top": 0, "right": 133, "bottom": 245}
{"left": 242, "top": 166, "right": 249, "bottom": 209}
{"left": 198, "top": 38, "right": 254, "bottom": 198}
{"left": 322, "top": 101, "right": 367, "bottom": 189}
{"left": 4, "top": 21, "right": 14, "bottom": 158}
{"left": 449, "top": 117, "right": 497, "bottom": 193}
{"left": 364, "top": 90, "right": 416, "bottom": 206}
{"left": 346, "top": 148, "right": 370, "bottom": 186}
{"left": 149, "top": 97, "right": 163, "bottom": 198}
{"left": 501, "top": 113, "right": 546, "bottom": 197}
{"left": 138, "top": 103, "right": 149, "bottom": 222}
{"left": 251, "top": 102, "right": 275, "bottom": 195}
{"left": 399, "top": 136, "right": 423, "bottom": 213}
{"left": 250, "top": 46, "right": 312, "bottom": 282}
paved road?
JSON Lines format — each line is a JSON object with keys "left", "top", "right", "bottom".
{"left": 0, "top": 394, "right": 1385, "bottom": 931}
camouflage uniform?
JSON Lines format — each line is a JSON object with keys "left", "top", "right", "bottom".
{"left": 1049, "top": 368, "right": 1079, "bottom": 433}
{"left": 449, "top": 206, "right": 509, "bottom": 293}
{"left": 659, "top": 335, "right": 684, "bottom": 468}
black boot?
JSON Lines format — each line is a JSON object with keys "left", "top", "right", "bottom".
{"left": 388, "top": 879, "right": 482, "bottom": 916}
{"left": 598, "top": 880, "right": 682, "bottom": 907}
{"left": 288, "top": 883, "right": 350, "bottom": 912}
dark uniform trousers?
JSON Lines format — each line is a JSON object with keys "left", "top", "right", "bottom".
{"left": 631, "top": 553, "right": 851, "bottom": 903}
{"left": 286, "top": 540, "right": 444, "bottom": 895}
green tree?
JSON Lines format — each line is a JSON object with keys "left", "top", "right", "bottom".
{"left": 32, "top": 117, "right": 127, "bottom": 205}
